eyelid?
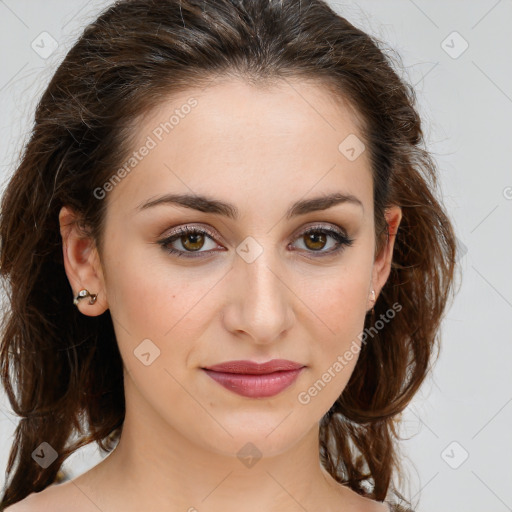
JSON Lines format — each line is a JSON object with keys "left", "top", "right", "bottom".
{"left": 161, "top": 222, "right": 347, "bottom": 245}
{"left": 157, "top": 221, "right": 354, "bottom": 258}
{"left": 161, "top": 223, "right": 222, "bottom": 243}
{"left": 289, "top": 223, "right": 353, "bottom": 256}
{"left": 291, "top": 221, "right": 348, "bottom": 239}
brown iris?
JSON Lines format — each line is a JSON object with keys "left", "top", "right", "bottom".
{"left": 181, "top": 232, "right": 205, "bottom": 251}
{"left": 303, "top": 231, "right": 327, "bottom": 251}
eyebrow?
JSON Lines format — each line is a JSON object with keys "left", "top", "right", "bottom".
{"left": 136, "top": 191, "right": 364, "bottom": 220}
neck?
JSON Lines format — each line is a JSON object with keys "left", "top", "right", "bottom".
{"left": 89, "top": 375, "right": 346, "bottom": 512}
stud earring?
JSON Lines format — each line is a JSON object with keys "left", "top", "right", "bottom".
{"left": 73, "top": 288, "right": 97, "bottom": 306}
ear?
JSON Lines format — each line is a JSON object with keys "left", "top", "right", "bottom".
{"left": 59, "top": 205, "right": 108, "bottom": 316}
{"left": 368, "top": 205, "right": 402, "bottom": 310}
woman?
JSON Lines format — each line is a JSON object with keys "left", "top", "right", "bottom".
{"left": 0, "top": 0, "right": 458, "bottom": 510}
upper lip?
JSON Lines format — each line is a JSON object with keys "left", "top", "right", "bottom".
{"left": 202, "top": 359, "right": 305, "bottom": 374}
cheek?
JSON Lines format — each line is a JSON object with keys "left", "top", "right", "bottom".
{"left": 102, "top": 244, "right": 225, "bottom": 386}
{"left": 301, "top": 257, "right": 371, "bottom": 335}
{"left": 311, "top": 278, "right": 367, "bottom": 330}
{"left": 105, "top": 244, "right": 208, "bottom": 336}
{"left": 296, "top": 281, "right": 368, "bottom": 414}
{"left": 297, "top": 253, "right": 372, "bottom": 394}
{"left": 312, "top": 279, "right": 367, "bottom": 379}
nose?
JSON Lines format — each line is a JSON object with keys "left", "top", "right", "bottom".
{"left": 221, "top": 244, "right": 295, "bottom": 345}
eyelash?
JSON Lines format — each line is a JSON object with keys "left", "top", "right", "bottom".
{"left": 157, "top": 224, "right": 354, "bottom": 260}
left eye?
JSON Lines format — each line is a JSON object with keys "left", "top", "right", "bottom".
{"left": 157, "top": 224, "right": 354, "bottom": 259}
{"left": 291, "top": 226, "right": 353, "bottom": 255}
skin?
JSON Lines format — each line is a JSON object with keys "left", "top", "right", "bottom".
{"left": 9, "top": 78, "right": 400, "bottom": 512}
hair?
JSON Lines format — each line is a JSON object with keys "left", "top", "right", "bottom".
{"left": 0, "top": 0, "right": 459, "bottom": 510}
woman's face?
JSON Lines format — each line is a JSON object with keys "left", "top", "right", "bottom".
{"left": 64, "top": 78, "right": 400, "bottom": 458}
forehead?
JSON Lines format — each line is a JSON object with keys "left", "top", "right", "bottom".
{"left": 106, "top": 77, "right": 372, "bottom": 218}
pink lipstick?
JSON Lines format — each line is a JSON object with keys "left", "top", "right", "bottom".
{"left": 202, "top": 359, "right": 305, "bottom": 398}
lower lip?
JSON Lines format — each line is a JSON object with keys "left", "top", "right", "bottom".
{"left": 202, "top": 368, "right": 304, "bottom": 398}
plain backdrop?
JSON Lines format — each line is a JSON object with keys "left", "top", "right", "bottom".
{"left": 0, "top": 1, "right": 511, "bottom": 511}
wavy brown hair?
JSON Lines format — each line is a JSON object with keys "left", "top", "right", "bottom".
{"left": 0, "top": 0, "right": 459, "bottom": 510}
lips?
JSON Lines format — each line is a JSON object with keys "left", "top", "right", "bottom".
{"left": 202, "top": 359, "right": 305, "bottom": 398}
{"left": 203, "top": 359, "right": 304, "bottom": 374}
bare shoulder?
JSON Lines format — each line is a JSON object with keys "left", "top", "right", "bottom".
{"left": 3, "top": 486, "right": 58, "bottom": 511}
{"left": 4, "top": 457, "right": 118, "bottom": 512}
{"left": 3, "top": 481, "right": 88, "bottom": 512}
{"left": 352, "top": 489, "right": 392, "bottom": 511}
{"left": 359, "top": 499, "right": 391, "bottom": 511}
{"left": 324, "top": 475, "right": 391, "bottom": 512}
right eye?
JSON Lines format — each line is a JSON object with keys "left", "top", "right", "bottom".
{"left": 157, "top": 225, "right": 224, "bottom": 259}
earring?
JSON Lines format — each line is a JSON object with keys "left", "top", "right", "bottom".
{"left": 370, "top": 289, "right": 376, "bottom": 315}
{"left": 73, "top": 288, "right": 97, "bottom": 306}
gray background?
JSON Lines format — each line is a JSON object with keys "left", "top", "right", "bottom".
{"left": 0, "top": 1, "right": 511, "bottom": 511}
